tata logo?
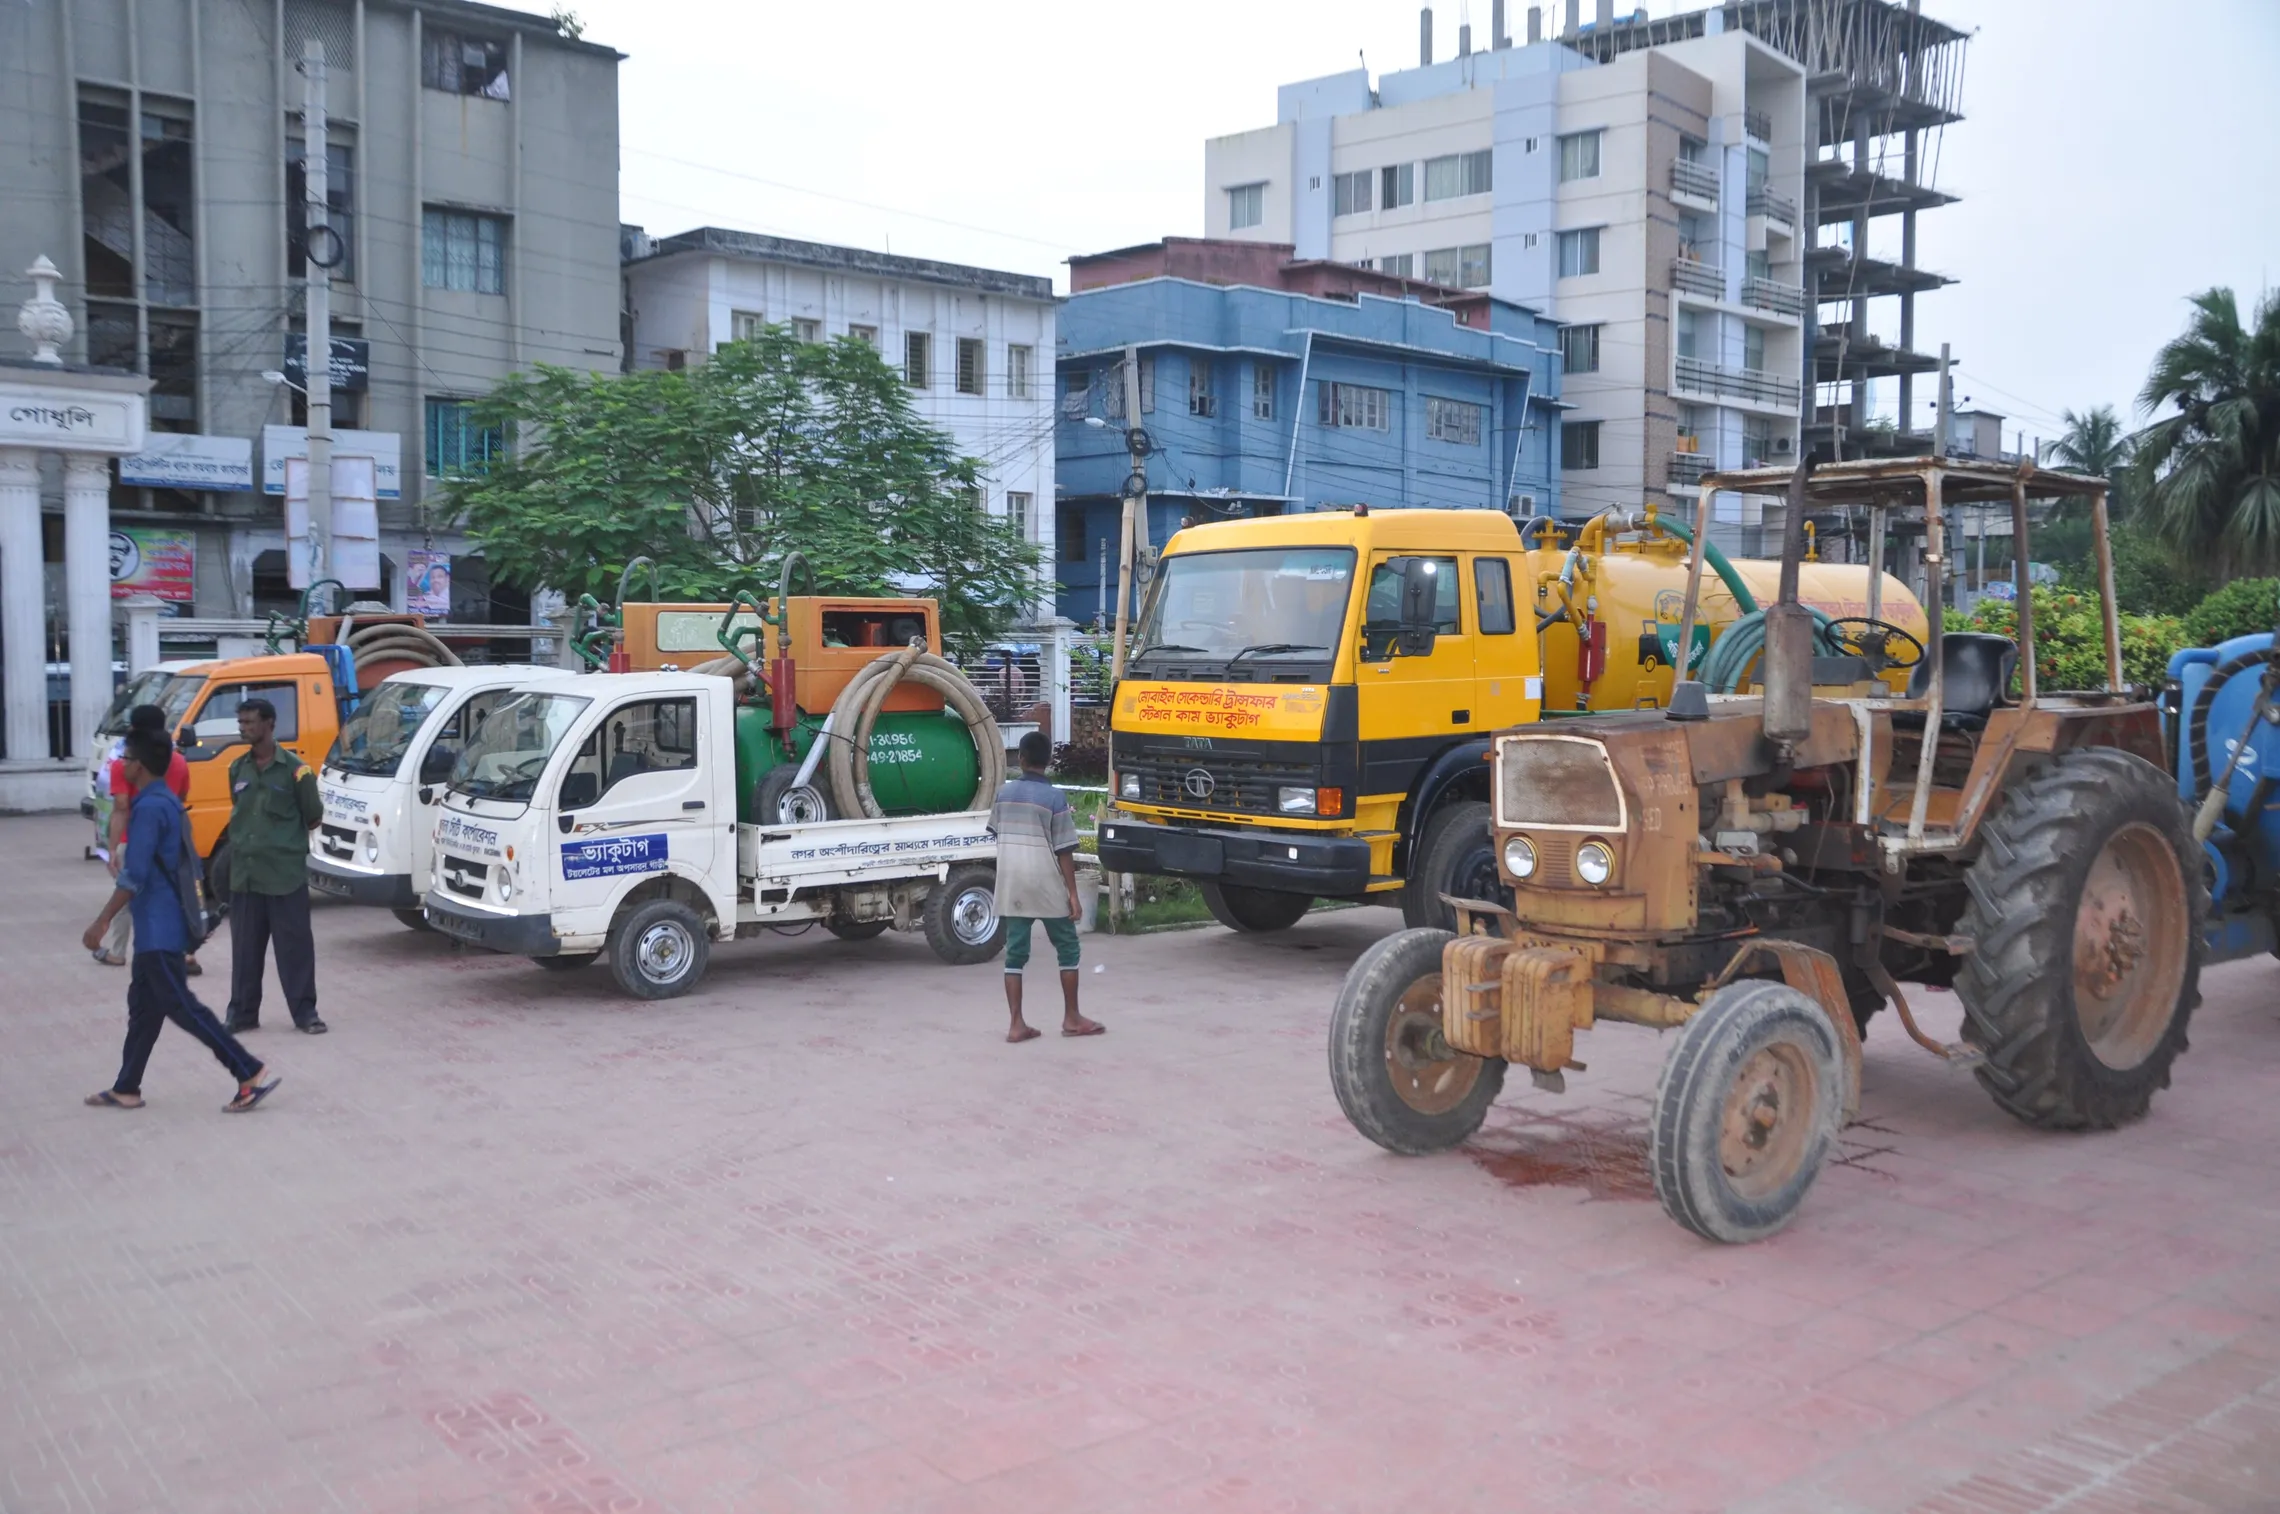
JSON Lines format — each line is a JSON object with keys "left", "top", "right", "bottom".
{"left": 1182, "top": 767, "right": 1217, "bottom": 800}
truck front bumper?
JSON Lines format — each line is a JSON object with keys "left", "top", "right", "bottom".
{"left": 1095, "top": 817, "right": 1373, "bottom": 897}
{"left": 422, "top": 894, "right": 564, "bottom": 956}
{"left": 307, "top": 855, "right": 420, "bottom": 908}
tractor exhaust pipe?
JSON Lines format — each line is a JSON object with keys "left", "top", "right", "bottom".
{"left": 1760, "top": 462, "right": 1817, "bottom": 747}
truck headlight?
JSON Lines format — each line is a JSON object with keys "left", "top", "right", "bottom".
{"left": 1276, "top": 786, "right": 1317, "bottom": 815}
{"left": 361, "top": 832, "right": 380, "bottom": 863}
{"left": 1503, "top": 835, "right": 1537, "bottom": 879}
{"left": 1576, "top": 840, "right": 1614, "bottom": 886}
{"left": 494, "top": 867, "right": 514, "bottom": 903}
{"left": 1120, "top": 772, "right": 1140, "bottom": 800}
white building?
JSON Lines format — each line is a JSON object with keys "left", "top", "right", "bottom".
{"left": 622, "top": 229, "right": 1058, "bottom": 611}
{"left": 1205, "top": 17, "right": 1810, "bottom": 550}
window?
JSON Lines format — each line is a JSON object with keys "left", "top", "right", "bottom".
{"left": 1318, "top": 382, "right": 1390, "bottom": 432}
{"left": 1101, "top": 358, "right": 1154, "bottom": 418}
{"left": 1677, "top": 211, "right": 1712, "bottom": 262}
{"left": 1007, "top": 343, "right": 1032, "bottom": 398}
{"left": 1227, "top": 182, "right": 1265, "bottom": 230}
{"left": 1378, "top": 253, "right": 1413, "bottom": 279}
{"left": 1745, "top": 249, "right": 1770, "bottom": 283}
{"left": 1333, "top": 170, "right": 1373, "bottom": 217}
{"left": 1679, "top": 135, "right": 1707, "bottom": 168}
{"left": 286, "top": 139, "right": 353, "bottom": 282}
{"left": 422, "top": 30, "right": 509, "bottom": 98}
{"left": 1744, "top": 324, "right": 1767, "bottom": 374}
{"left": 904, "top": 330, "right": 931, "bottom": 388}
{"left": 1743, "top": 415, "right": 1775, "bottom": 467}
{"left": 1557, "top": 227, "right": 1601, "bottom": 279}
{"left": 1475, "top": 558, "right": 1516, "bottom": 636}
{"left": 956, "top": 337, "right": 985, "bottom": 395}
{"left": 1426, "top": 397, "right": 1483, "bottom": 446}
{"left": 1560, "top": 324, "right": 1602, "bottom": 375}
{"left": 185, "top": 680, "right": 300, "bottom": 755}
{"left": 1459, "top": 244, "right": 1491, "bottom": 288}
{"left": 1422, "top": 247, "right": 1458, "bottom": 287}
{"left": 1005, "top": 491, "right": 1033, "bottom": 541}
{"left": 422, "top": 210, "right": 505, "bottom": 294}
{"left": 1747, "top": 145, "right": 1770, "bottom": 198}
{"left": 1059, "top": 505, "right": 1087, "bottom": 563}
{"left": 730, "top": 309, "right": 766, "bottom": 342}
{"left": 557, "top": 699, "right": 698, "bottom": 809}
{"left": 848, "top": 324, "right": 878, "bottom": 349}
{"left": 1363, "top": 556, "right": 1460, "bottom": 656}
{"left": 1677, "top": 307, "right": 1704, "bottom": 360}
{"left": 1380, "top": 162, "right": 1415, "bottom": 210}
{"left": 1188, "top": 363, "right": 1215, "bottom": 418}
{"left": 1558, "top": 130, "right": 1602, "bottom": 182}
{"left": 1252, "top": 364, "right": 1275, "bottom": 420}
{"left": 1561, "top": 419, "right": 1602, "bottom": 471}
{"left": 1063, "top": 368, "right": 1090, "bottom": 417}
{"left": 792, "top": 318, "right": 820, "bottom": 343}
{"left": 426, "top": 398, "right": 504, "bottom": 478}
{"left": 1423, "top": 149, "right": 1493, "bottom": 202}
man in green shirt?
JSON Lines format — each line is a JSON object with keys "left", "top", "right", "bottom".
{"left": 223, "top": 697, "right": 328, "bottom": 1035}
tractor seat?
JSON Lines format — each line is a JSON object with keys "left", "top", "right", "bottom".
{"left": 1892, "top": 633, "right": 2017, "bottom": 733}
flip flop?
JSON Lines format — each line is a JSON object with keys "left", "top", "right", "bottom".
{"left": 225, "top": 1076, "right": 281, "bottom": 1113}
{"left": 1061, "top": 1022, "right": 1107, "bottom": 1037}
{"left": 85, "top": 1090, "right": 142, "bottom": 1109}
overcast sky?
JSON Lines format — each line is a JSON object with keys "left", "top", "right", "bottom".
{"left": 519, "top": 0, "right": 2277, "bottom": 445}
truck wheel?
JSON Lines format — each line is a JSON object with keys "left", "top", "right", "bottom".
{"left": 754, "top": 763, "right": 831, "bottom": 826}
{"left": 1201, "top": 882, "right": 1311, "bottom": 933}
{"left": 1329, "top": 928, "right": 1505, "bottom": 1154}
{"left": 1956, "top": 748, "right": 2204, "bottom": 1130}
{"left": 609, "top": 899, "right": 710, "bottom": 1000}
{"left": 1651, "top": 979, "right": 1844, "bottom": 1245}
{"left": 534, "top": 952, "right": 599, "bottom": 971}
{"left": 923, "top": 864, "right": 1004, "bottom": 965}
{"left": 393, "top": 907, "right": 435, "bottom": 932}
{"left": 826, "top": 920, "right": 889, "bottom": 941}
{"left": 1401, "top": 800, "right": 1508, "bottom": 932}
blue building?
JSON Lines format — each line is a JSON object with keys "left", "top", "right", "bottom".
{"left": 1054, "top": 239, "right": 1563, "bottom": 625}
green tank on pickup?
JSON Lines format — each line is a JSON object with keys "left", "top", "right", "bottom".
{"left": 732, "top": 703, "right": 979, "bottom": 823}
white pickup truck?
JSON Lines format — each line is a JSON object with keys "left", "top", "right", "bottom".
{"left": 309, "top": 665, "right": 577, "bottom": 926}
{"left": 419, "top": 671, "right": 1006, "bottom": 998}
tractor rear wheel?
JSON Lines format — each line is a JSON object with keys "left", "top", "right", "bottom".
{"left": 1956, "top": 748, "right": 2204, "bottom": 1129}
{"left": 1401, "top": 800, "right": 1508, "bottom": 933}
{"left": 1651, "top": 979, "right": 1845, "bottom": 1245}
{"left": 1329, "top": 928, "right": 1505, "bottom": 1154}
{"left": 1201, "top": 882, "right": 1311, "bottom": 933}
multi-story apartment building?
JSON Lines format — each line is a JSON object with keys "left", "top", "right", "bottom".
{"left": 622, "top": 228, "right": 1058, "bottom": 617}
{"left": 1, "top": 0, "right": 625, "bottom": 625}
{"left": 1054, "top": 238, "right": 1562, "bottom": 626}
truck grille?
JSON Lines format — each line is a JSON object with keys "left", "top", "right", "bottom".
{"left": 318, "top": 823, "right": 357, "bottom": 861}
{"left": 440, "top": 855, "right": 489, "bottom": 901}
{"left": 1119, "top": 750, "right": 1318, "bottom": 816}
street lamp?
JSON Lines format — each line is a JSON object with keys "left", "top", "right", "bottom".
{"left": 262, "top": 369, "right": 306, "bottom": 393}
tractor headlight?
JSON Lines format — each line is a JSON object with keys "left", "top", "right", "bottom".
{"left": 1503, "top": 835, "right": 1537, "bottom": 879}
{"left": 1120, "top": 772, "right": 1141, "bottom": 800}
{"left": 1575, "top": 840, "right": 1614, "bottom": 886}
{"left": 361, "top": 831, "right": 380, "bottom": 864}
{"left": 494, "top": 867, "right": 514, "bottom": 903}
{"left": 1276, "top": 785, "right": 1317, "bottom": 815}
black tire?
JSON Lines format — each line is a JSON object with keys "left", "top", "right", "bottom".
{"left": 1329, "top": 927, "right": 1506, "bottom": 1154}
{"left": 1200, "top": 881, "right": 1312, "bottom": 933}
{"left": 826, "top": 919, "right": 890, "bottom": 941}
{"left": 923, "top": 863, "right": 1004, "bottom": 965}
{"left": 394, "top": 907, "right": 435, "bottom": 932}
{"left": 204, "top": 838, "right": 233, "bottom": 917}
{"left": 1955, "top": 748, "right": 2204, "bottom": 1130}
{"left": 1400, "top": 800, "right": 1508, "bottom": 932}
{"left": 608, "top": 898, "right": 710, "bottom": 1000}
{"left": 753, "top": 762, "right": 832, "bottom": 826}
{"left": 534, "top": 951, "right": 599, "bottom": 972}
{"left": 1651, "top": 979, "right": 1845, "bottom": 1245}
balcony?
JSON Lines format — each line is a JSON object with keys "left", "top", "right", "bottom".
{"left": 1675, "top": 355, "right": 1801, "bottom": 411}
{"left": 1669, "top": 448, "right": 1711, "bottom": 487}
{"left": 1741, "top": 276, "right": 1807, "bottom": 318}
{"left": 1671, "top": 158, "right": 1719, "bottom": 206}
{"left": 1744, "top": 108, "right": 1773, "bottom": 144}
{"left": 1671, "top": 257, "right": 1724, "bottom": 299}
{"left": 1747, "top": 187, "right": 1797, "bottom": 228}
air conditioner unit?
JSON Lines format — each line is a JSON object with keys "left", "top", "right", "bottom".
{"left": 1771, "top": 436, "right": 1795, "bottom": 456}
{"left": 1509, "top": 493, "right": 1536, "bottom": 516}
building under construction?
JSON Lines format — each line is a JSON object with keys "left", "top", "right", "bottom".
{"left": 1567, "top": 0, "right": 1968, "bottom": 463}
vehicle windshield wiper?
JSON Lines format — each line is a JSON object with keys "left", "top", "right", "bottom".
{"left": 1228, "top": 643, "right": 1327, "bottom": 662}
{"left": 1136, "top": 642, "right": 1208, "bottom": 656}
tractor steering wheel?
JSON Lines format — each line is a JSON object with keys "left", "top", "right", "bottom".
{"left": 1822, "top": 617, "right": 1926, "bottom": 675}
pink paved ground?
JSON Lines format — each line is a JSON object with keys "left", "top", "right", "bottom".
{"left": 4, "top": 809, "right": 2277, "bottom": 1514}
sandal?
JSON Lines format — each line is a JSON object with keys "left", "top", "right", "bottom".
{"left": 85, "top": 1090, "right": 142, "bottom": 1109}
{"left": 225, "top": 1076, "right": 281, "bottom": 1113}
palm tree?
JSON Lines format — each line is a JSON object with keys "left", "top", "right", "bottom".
{"left": 2133, "top": 287, "right": 2280, "bottom": 580}
{"left": 2042, "top": 404, "right": 2134, "bottom": 511}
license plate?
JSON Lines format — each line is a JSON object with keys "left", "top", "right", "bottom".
{"left": 429, "top": 908, "right": 479, "bottom": 942}
{"left": 1155, "top": 832, "right": 1225, "bottom": 875}
{"left": 309, "top": 871, "right": 349, "bottom": 895}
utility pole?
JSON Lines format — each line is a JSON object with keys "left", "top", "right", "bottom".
{"left": 1108, "top": 344, "right": 1146, "bottom": 685}
{"left": 301, "top": 39, "right": 333, "bottom": 587}
{"left": 1933, "top": 343, "right": 1954, "bottom": 603}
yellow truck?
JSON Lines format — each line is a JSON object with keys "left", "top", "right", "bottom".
{"left": 1096, "top": 506, "right": 1925, "bottom": 931}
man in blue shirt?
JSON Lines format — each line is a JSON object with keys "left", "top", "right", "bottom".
{"left": 81, "top": 728, "right": 280, "bottom": 1113}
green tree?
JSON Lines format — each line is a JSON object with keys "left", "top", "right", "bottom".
{"left": 442, "top": 326, "right": 1041, "bottom": 651}
{"left": 2042, "top": 404, "right": 2135, "bottom": 514}
{"left": 2133, "top": 287, "right": 2280, "bottom": 580}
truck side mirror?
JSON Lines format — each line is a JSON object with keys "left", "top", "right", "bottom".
{"left": 177, "top": 727, "right": 200, "bottom": 749}
{"left": 420, "top": 745, "right": 455, "bottom": 785}
{"left": 1397, "top": 557, "right": 1440, "bottom": 657}
{"left": 558, "top": 812, "right": 576, "bottom": 834}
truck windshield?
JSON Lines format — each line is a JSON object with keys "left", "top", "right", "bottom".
{"left": 158, "top": 674, "right": 204, "bottom": 733}
{"left": 1132, "top": 547, "right": 1355, "bottom": 668}
{"left": 328, "top": 681, "right": 449, "bottom": 777}
{"left": 449, "top": 691, "right": 592, "bottom": 801}
{"left": 95, "top": 670, "right": 183, "bottom": 738}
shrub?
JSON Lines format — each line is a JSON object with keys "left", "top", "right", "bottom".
{"left": 2182, "top": 578, "right": 2280, "bottom": 649}
{"left": 1963, "top": 588, "right": 2184, "bottom": 693}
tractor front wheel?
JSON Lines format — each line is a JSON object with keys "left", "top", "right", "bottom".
{"left": 1651, "top": 979, "right": 1846, "bottom": 1245}
{"left": 1329, "top": 928, "right": 1505, "bottom": 1154}
{"left": 1955, "top": 748, "right": 2204, "bottom": 1129}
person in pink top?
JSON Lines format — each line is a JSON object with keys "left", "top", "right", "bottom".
{"left": 96, "top": 704, "right": 198, "bottom": 971}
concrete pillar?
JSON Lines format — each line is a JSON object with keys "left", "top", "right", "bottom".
{"left": 120, "top": 594, "right": 168, "bottom": 674}
{"left": 63, "top": 453, "right": 113, "bottom": 758}
{"left": 0, "top": 447, "right": 47, "bottom": 763}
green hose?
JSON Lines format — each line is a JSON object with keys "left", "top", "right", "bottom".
{"left": 1701, "top": 607, "right": 1844, "bottom": 693}
{"left": 1652, "top": 517, "right": 1760, "bottom": 616}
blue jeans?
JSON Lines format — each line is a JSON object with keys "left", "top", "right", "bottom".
{"left": 1002, "top": 916, "right": 1081, "bottom": 973}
